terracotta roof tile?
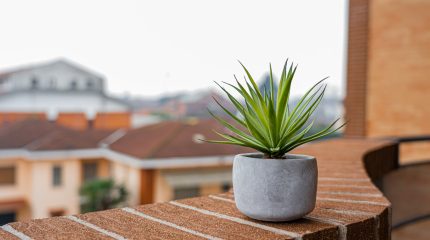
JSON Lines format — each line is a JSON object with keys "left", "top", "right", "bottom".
{"left": 110, "top": 119, "right": 250, "bottom": 159}
{"left": 26, "top": 129, "right": 114, "bottom": 151}
{"left": 0, "top": 118, "right": 248, "bottom": 157}
{"left": 0, "top": 120, "right": 59, "bottom": 149}
{"left": 0, "top": 120, "right": 114, "bottom": 151}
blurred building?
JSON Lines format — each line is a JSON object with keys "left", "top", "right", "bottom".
{"left": 0, "top": 119, "right": 245, "bottom": 223}
{"left": 132, "top": 90, "right": 235, "bottom": 120}
{"left": 345, "top": 0, "right": 430, "bottom": 162}
{"left": 0, "top": 59, "right": 131, "bottom": 130}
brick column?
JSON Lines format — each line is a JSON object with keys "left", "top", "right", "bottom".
{"left": 344, "top": 0, "right": 370, "bottom": 137}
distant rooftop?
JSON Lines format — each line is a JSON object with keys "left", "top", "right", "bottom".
{"left": 0, "top": 58, "right": 106, "bottom": 95}
{"left": 110, "top": 119, "right": 249, "bottom": 159}
{"left": 0, "top": 58, "right": 104, "bottom": 83}
{"left": 0, "top": 119, "right": 114, "bottom": 151}
{"left": 0, "top": 59, "right": 130, "bottom": 120}
{"left": 0, "top": 119, "right": 248, "bottom": 167}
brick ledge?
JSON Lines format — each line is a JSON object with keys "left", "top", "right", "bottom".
{"left": 0, "top": 138, "right": 398, "bottom": 240}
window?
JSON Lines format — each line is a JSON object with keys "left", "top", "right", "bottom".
{"left": 70, "top": 80, "right": 77, "bottom": 90}
{"left": 30, "top": 77, "right": 39, "bottom": 89}
{"left": 173, "top": 186, "right": 200, "bottom": 200}
{"left": 0, "top": 166, "right": 15, "bottom": 185}
{"left": 52, "top": 165, "right": 62, "bottom": 186}
{"left": 0, "top": 212, "right": 16, "bottom": 225}
{"left": 222, "top": 183, "right": 232, "bottom": 192}
{"left": 83, "top": 162, "right": 98, "bottom": 182}
{"left": 50, "top": 210, "right": 65, "bottom": 217}
{"left": 49, "top": 77, "right": 57, "bottom": 88}
{"left": 86, "top": 79, "right": 94, "bottom": 89}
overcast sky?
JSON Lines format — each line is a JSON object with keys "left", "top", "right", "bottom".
{"left": 0, "top": 0, "right": 348, "bottom": 98}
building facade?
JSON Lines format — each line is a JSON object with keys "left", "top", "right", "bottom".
{"left": 0, "top": 119, "right": 243, "bottom": 224}
{"left": 0, "top": 59, "right": 130, "bottom": 129}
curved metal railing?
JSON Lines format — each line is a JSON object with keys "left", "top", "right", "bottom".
{"left": 383, "top": 136, "right": 430, "bottom": 230}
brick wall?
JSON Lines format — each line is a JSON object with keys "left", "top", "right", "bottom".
{"left": 366, "top": 0, "right": 430, "bottom": 162}
{"left": 366, "top": 0, "right": 430, "bottom": 137}
{"left": 344, "top": 0, "right": 370, "bottom": 137}
{"left": 93, "top": 112, "right": 130, "bottom": 130}
{"left": 0, "top": 112, "right": 46, "bottom": 127}
{"left": 56, "top": 113, "right": 88, "bottom": 130}
{"left": 345, "top": 0, "right": 430, "bottom": 163}
{"left": 0, "top": 112, "right": 131, "bottom": 131}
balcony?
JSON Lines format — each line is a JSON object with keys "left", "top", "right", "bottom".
{"left": 0, "top": 138, "right": 405, "bottom": 240}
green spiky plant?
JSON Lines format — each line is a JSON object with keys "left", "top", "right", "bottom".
{"left": 207, "top": 60, "right": 345, "bottom": 159}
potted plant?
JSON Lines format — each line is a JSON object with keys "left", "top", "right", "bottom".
{"left": 207, "top": 60, "right": 344, "bottom": 222}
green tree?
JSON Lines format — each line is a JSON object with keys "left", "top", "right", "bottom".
{"left": 79, "top": 178, "right": 128, "bottom": 213}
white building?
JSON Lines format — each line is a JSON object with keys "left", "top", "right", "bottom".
{"left": 0, "top": 59, "right": 130, "bottom": 120}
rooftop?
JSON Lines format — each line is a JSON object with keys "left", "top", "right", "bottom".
{"left": 0, "top": 58, "right": 104, "bottom": 82}
{"left": 110, "top": 119, "right": 249, "bottom": 159}
{"left": 0, "top": 120, "right": 114, "bottom": 151}
{"left": 0, "top": 138, "right": 398, "bottom": 239}
{"left": 0, "top": 119, "right": 249, "bottom": 169}
{"left": 0, "top": 119, "right": 248, "bottom": 159}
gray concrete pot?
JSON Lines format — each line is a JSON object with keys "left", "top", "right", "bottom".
{"left": 233, "top": 153, "right": 317, "bottom": 222}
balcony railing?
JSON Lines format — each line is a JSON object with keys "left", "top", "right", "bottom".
{"left": 383, "top": 136, "right": 430, "bottom": 238}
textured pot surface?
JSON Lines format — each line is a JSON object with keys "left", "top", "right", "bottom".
{"left": 233, "top": 153, "right": 317, "bottom": 222}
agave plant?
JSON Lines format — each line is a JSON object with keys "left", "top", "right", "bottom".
{"left": 208, "top": 60, "right": 345, "bottom": 159}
